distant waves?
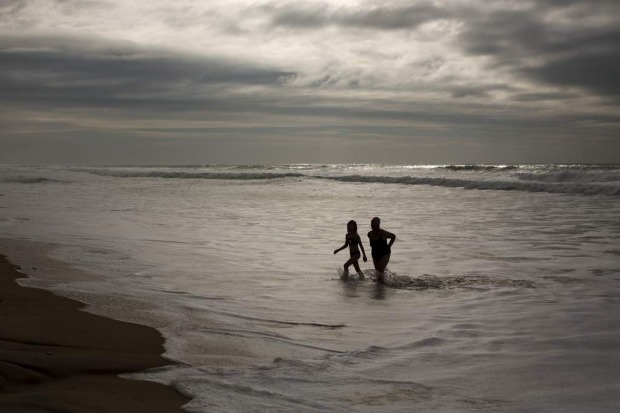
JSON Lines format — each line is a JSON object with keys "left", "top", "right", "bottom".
{"left": 72, "top": 166, "right": 620, "bottom": 196}
{"left": 324, "top": 175, "right": 620, "bottom": 196}
{"left": 81, "top": 169, "right": 305, "bottom": 180}
{"left": 2, "top": 177, "right": 65, "bottom": 184}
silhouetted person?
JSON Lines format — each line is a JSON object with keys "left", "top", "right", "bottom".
{"left": 334, "top": 220, "right": 368, "bottom": 279}
{"left": 367, "top": 217, "right": 395, "bottom": 283}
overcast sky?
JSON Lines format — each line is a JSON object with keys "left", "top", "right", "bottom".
{"left": 1, "top": 0, "right": 619, "bottom": 164}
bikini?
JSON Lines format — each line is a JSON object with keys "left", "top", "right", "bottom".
{"left": 369, "top": 230, "right": 390, "bottom": 260}
{"left": 347, "top": 234, "right": 361, "bottom": 256}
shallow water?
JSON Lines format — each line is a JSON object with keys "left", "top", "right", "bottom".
{"left": 1, "top": 164, "right": 619, "bottom": 412}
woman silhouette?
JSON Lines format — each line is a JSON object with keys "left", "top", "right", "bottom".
{"left": 367, "top": 217, "right": 396, "bottom": 283}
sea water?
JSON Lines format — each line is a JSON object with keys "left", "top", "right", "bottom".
{"left": 1, "top": 164, "right": 619, "bottom": 412}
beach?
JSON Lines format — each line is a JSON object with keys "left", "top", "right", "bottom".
{"left": 0, "top": 252, "right": 188, "bottom": 412}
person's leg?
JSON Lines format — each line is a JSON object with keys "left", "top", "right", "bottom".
{"left": 372, "top": 256, "right": 381, "bottom": 282}
{"left": 376, "top": 254, "right": 390, "bottom": 272}
{"left": 352, "top": 260, "right": 364, "bottom": 279}
{"left": 375, "top": 254, "right": 391, "bottom": 283}
{"left": 344, "top": 254, "right": 360, "bottom": 276}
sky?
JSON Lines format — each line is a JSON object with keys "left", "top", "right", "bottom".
{"left": 1, "top": 0, "right": 619, "bottom": 164}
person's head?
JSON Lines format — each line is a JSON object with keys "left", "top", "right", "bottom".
{"left": 347, "top": 220, "right": 358, "bottom": 234}
{"left": 371, "top": 217, "right": 381, "bottom": 231}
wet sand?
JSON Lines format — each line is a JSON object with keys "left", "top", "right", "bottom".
{"left": 0, "top": 253, "right": 189, "bottom": 412}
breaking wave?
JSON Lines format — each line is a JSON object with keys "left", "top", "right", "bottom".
{"left": 83, "top": 170, "right": 305, "bottom": 180}
{"left": 437, "top": 164, "right": 620, "bottom": 172}
{"left": 68, "top": 165, "right": 620, "bottom": 196}
{"left": 339, "top": 270, "right": 534, "bottom": 290}
{"left": 322, "top": 175, "right": 620, "bottom": 196}
{"left": 382, "top": 273, "right": 535, "bottom": 290}
{"left": 3, "top": 177, "right": 64, "bottom": 184}
{"left": 440, "top": 164, "right": 519, "bottom": 171}
{"left": 517, "top": 170, "right": 620, "bottom": 183}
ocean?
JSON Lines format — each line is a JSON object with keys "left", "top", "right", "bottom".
{"left": 1, "top": 164, "right": 619, "bottom": 412}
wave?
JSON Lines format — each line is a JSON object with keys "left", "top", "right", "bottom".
{"left": 517, "top": 170, "right": 620, "bottom": 183}
{"left": 382, "top": 273, "right": 535, "bottom": 290}
{"left": 83, "top": 170, "right": 305, "bottom": 180}
{"left": 440, "top": 164, "right": 519, "bottom": 171}
{"left": 3, "top": 177, "right": 64, "bottom": 184}
{"left": 71, "top": 164, "right": 331, "bottom": 173}
{"left": 227, "top": 164, "right": 327, "bottom": 171}
{"left": 422, "top": 164, "right": 618, "bottom": 172}
{"left": 339, "top": 269, "right": 534, "bottom": 289}
{"left": 322, "top": 175, "right": 620, "bottom": 196}
{"left": 68, "top": 165, "right": 620, "bottom": 196}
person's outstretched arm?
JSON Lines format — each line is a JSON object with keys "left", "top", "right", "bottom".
{"left": 334, "top": 236, "right": 348, "bottom": 254}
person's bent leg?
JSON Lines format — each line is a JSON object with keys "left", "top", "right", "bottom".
{"left": 343, "top": 256, "right": 356, "bottom": 277}
{"left": 347, "top": 254, "right": 361, "bottom": 278}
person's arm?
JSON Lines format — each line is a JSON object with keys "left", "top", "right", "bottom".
{"left": 384, "top": 230, "right": 396, "bottom": 248}
{"left": 357, "top": 235, "right": 368, "bottom": 262}
{"left": 334, "top": 236, "right": 349, "bottom": 254}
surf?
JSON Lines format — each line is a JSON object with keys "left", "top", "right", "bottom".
{"left": 337, "top": 268, "right": 535, "bottom": 290}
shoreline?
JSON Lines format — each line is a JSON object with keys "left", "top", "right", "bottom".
{"left": 0, "top": 252, "right": 189, "bottom": 412}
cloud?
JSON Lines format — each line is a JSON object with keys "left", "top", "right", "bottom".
{"left": 1, "top": 0, "right": 619, "bottom": 164}
{"left": 524, "top": 48, "right": 620, "bottom": 97}
{"left": 456, "top": 1, "right": 620, "bottom": 97}
{"left": 263, "top": 1, "right": 450, "bottom": 30}
{"left": 0, "top": 33, "right": 294, "bottom": 111}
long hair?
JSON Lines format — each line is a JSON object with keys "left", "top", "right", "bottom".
{"left": 347, "top": 220, "right": 358, "bottom": 233}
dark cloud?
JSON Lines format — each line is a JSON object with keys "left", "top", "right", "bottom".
{"left": 0, "top": 0, "right": 27, "bottom": 15}
{"left": 457, "top": 2, "right": 620, "bottom": 98}
{"left": 524, "top": 50, "right": 620, "bottom": 97}
{"left": 265, "top": 2, "right": 450, "bottom": 30}
{"left": 0, "top": 35, "right": 293, "bottom": 110}
{"left": 450, "top": 84, "right": 513, "bottom": 99}
{"left": 511, "top": 92, "right": 577, "bottom": 102}
{"left": 0, "top": 0, "right": 29, "bottom": 27}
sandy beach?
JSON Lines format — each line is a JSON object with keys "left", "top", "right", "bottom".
{"left": 0, "top": 252, "right": 189, "bottom": 413}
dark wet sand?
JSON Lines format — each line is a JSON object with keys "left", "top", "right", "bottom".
{"left": 0, "top": 253, "right": 189, "bottom": 412}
